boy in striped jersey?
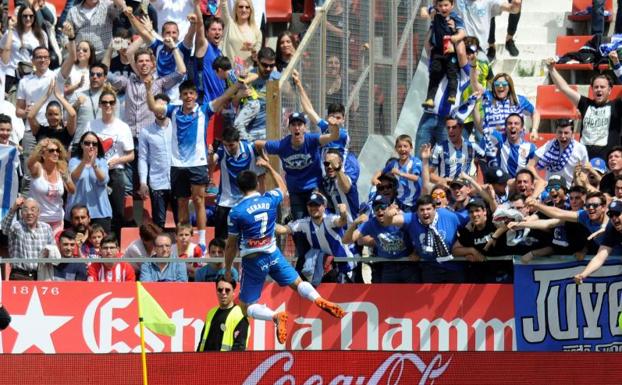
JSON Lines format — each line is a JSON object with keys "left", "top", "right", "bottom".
{"left": 430, "top": 117, "right": 485, "bottom": 186}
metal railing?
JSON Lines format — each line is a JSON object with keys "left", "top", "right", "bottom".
{"left": 266, "top": 0, "right": 428, "bottom": 154}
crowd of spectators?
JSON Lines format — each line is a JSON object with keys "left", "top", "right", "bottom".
{"left": 0, "top": 0, "right": 621, "bottom": 287}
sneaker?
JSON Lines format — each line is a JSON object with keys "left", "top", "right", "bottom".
{"left": 274, "top": 311, "right": 288, "bottom": 344}
{"left": 421, "top": 99, "right": 434, "bottom": 109}
{"left": 505, "top": 39, "right": 519, "bottom": 57}
{"left": 486, "top": 45, "right": 496, "bottom": 62}
{"left": 315, "top": 298, "right": 345, "bottom": 318}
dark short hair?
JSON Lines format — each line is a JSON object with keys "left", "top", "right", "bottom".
{"left": 32, "top": 46, "right": 49, "bottom": 58}
{"left": 0, "top": 114, "right": 12, "bottom": 126}
{"left": 327, "top": 103, "right": 345, "bottom": 116}
{"left": 59, "top": 230, "right": 76, "bottom": 241}
{"left": 606, "top": 146, "right": 622, "bottom": 161}
{"left": 257, "top": 47, "right": 276, "bottom": 62}
{"left": 508, "top": 193, "right": 525, "bottom": 203}
{"left": 71, "top": 204, "right": 90, "bottom": 218}
{"left": 90, "top": 62, "right": 108, "bottom": 76}
{"left": 568, "top": 185, "right": 587, "bottom": 195}
{"left": 209, "top": 238, "right": 226, "bottom": 249}
{"left": 212, "top": 56, "right": 232, "bottom": 71}
{"left": 505, "top": 113, "right": 524, "bottom": 127}
{"left": 161, "top": 21, "right": 178, "bottom": 33}
{"left": 154, "top": 93, "right": 170, "bottom": 103}
{"left": 586, "top": 191, "right": 606, "bottom": 205}
{"left": 515, "top": 168, "right": 535, "bottom": 182}
{"left": 205, "top": 16, "right": 224, "bottom": 30}
{"left": 222, "top": 128, "right": 241, "bottom": 142}
{"left": 101, "top": 234, "right": 119, "bottom": 247}
{"left": 237, "top": 170, "right": 258, "bottom": 193}
{"left": 179, "top": 79, "right": 197, "bottom": 94}
{"left": 216, "top": 275, "right": 236, "bottom": 290}
{"left": 415, "top": 194, "right": 435, "bottom": 209}
{"left": 139, "top": 223, "right": 162, "bottom": 243}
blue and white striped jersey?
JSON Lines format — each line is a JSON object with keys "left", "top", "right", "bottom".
{"left": 228, "top": 189, "right": 283, "bottom": 257}
{"left": 288, "top": 214, "right": 354, "bottom": 259}
{"left": 485, "top": 131, "right": 536, "bottom": 177}
{"left": 166, "top": 102, "right": 213, "bottom": 167}
{"left": 216, "top": 140, "right": 263, "bottom": 208}
{"left": 382, "top": 156, "right": 423, "bottom": 208}
{"left": 431, "top": 139, "right": 485, "bottom": 179}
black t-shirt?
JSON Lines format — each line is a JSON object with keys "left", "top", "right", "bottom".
{"left": 196, "top": 307, "right": 249, "bottom": 352}
{"left": 601, "top": 223, "right": 622, "bottom": 254}
{"left": 35, "top": 126, "right": 73, "bottom": 150}
{"left": 577, "top": 96, "right": 622, "bottom": 158}
{"left": 457, "top": 220, "right": 510, "bottom": 256}
{"left": 53, "top": 263, "right": 88, "bottom": 281}
{"left": 599, "top": 172, "right": 616, "bottom": 196}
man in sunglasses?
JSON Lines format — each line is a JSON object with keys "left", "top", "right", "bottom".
{"left": 575, "top": 200, "right": 622, "bottom": 284}
{"left": 320, "top": 149, "right": 359, "bottom": 222}
{"left": 528, "top": 118, "right": 588, "bottom": 193}
{"left": 71, "top": 62, "right": 110, "bottom": 148}
{"left": 196, "top": 277, "right": 249, "bottom": 351}
{"left": 344, "top": 195, "right": 418, "bottom": 283}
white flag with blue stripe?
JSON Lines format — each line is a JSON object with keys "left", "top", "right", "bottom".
{"left": 0, "top": 145, "right": 19, "bottom": 227}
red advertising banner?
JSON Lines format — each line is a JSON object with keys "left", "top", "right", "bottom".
{"left": 1, "top": 351, "right": 621, "bottom": 385}
{"left": 0, "top": 282, "right": 514, "bottom": 353}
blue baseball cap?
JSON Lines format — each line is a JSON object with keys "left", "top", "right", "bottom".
{"left": 307, "top": 192, "right": 326, "bottom": 206}
{"left": 590, "top": 157, "right": 607, "bottom": 174}
{"left": 608, "top": 200, "right": 622, "bottom": 216}
{"left": 289, "top": 112, "right": 307, "bottom": 125}
{"left": 372, "top": 194, "right": 391, "bottom": 207}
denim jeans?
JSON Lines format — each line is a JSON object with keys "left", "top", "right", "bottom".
{"left": 290, "top": 190, "right": 314, "bottom": 273}
{"left": 414, "top": 112, "right": 448, "bottom": 157}
{"left": 150, "top": 189, "right": 177, "bottom": 229}
{"left": 108, "top": 169, "right": 128, "bottom": 236}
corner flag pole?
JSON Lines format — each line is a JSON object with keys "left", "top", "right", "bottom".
{"left": 136, "top": 282, "right": 149, "bottom": 385}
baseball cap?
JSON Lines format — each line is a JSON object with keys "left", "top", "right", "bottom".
{"left": 555, "top": 118, "right": 574, "bottom": 127}
{"left": 590, "top": 157, "right": 607, "bottom": 174}
{"left": 372, "top": 194, "right": 390, "bottom": 208}
{"left": 289, "top": 112, "right": 307, "bottom": 125}
{"left": 449, "top": 177, "right": 470, "bottom": 188}
{"left": 484, "top": 167, "right": 509, "bottom": 184}
{"left": 608, "top": 200, "right": 622, "bottom": 217}
{"left": 466, "top": 197, "right": 487, "bottom": 210}
{"left": 307, "top": 192, "right": 326, "bottom": 206}
{"left": 547, "top": 175, "right": 567, "bottom": 189}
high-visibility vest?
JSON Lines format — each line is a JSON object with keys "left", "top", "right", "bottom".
{"left": 198, "top": 305, "right": 248, "bottom": 351}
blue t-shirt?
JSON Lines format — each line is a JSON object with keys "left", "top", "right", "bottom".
{"left": 358, "top": 217, "right": 412, "bottom": 259}
{"left": 150, "top": 39, "right": 192, "bottom": 77}
{"left": 403, "top": 208, "right": 460, "bottom": 261}
{"left": 166, "top": 102, "right": 213, "bottom": 167}
{"left": 382, "top": 156, "right": 423, "bottom": 208}
{"left": 228, "top": 189, "right": 283, "bottom": 257}
{"left": 577, "top": 209, "right": 605, "bottom": 245}
{"left": 201, "top": 42, "right": 225, "bottom": 103}
{"left": 216, "top": 140, "right": 261, "bottom": 207}
{"left": 264, "top": 133, "right": 322, "bottom": 193}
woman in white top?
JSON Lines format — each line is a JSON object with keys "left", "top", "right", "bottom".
{"left": 0, "top": 5, "right": 48, "bottom": 88}
{"left": 220, "top": 0, "right": 262, "bottom": 68}
{"left": 27, "top": 137, "right": 75, "bottom": 236}
{"left": 59, "top": 22, "right": 94, "bottom": 98}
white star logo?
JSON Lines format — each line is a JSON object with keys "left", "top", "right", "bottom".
{"left": 10, "top": 288, "right": 73, "bottom": 353}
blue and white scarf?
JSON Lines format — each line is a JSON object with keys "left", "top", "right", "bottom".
{"left": 536, "top": 140, "right": 574, "bottom": 173}
{"left": 420, "top": 214, "right": 454, "bottom": 263}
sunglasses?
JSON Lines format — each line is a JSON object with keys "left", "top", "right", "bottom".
{"left": 546, "top": 185, "right": 562, "bottom": 192}
{"left": 22, "top": 14, "right": 34, "bottom": 19}
{"left": 494, "top": 80, "right": 509, "bottom": 87}
{"left": 46, "top": 148, "right": 60, "bottom": 154}
{"left": 260, "top": 62, "right": 275, "bottom": 68}
{"left": 432, "top": 192, "right": 446, "bottom": 200}
{"left": 82, "top": 140, "right": 98, "bottom": 147}
{"left": 100, "top": 100, "right": 116, "bottom": 106}
{"left": 372, "top": 203, "right": 388, "bottom": 211}
{"left": 237, "top": 5, "right": 250, "bottom": 8}
{"left": 585, "top": 203, "right": 602, "bottom": 209}
{"left": 34, "top": 55, "right": 49, "bottom": 60}
{"left": 377, "top": 184, "right": 393, "bottom": 192}
{"left": 217, "top": 287, "right": 232, "bottom": 293}
{"left": 607, "top": 211, "right": 621, "bottom": 218}
{"left": 90, "top": 72, "right": 104, "bottom": 78}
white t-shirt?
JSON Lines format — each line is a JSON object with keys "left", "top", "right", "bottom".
{"left": 535, "top": 140, "right": 589, "bottom": 187}
{"left": 16, "top": 69, "right": 62, "bottom": 130}
{"left": 86, "top": 118, "right": 134, "bottom": 170}
{"left": 63, "top": 65, "right": 91, "bottom": 96}
{"left": 455, "top": 0, "right": 504, "bottom": 47}
{"left": 0, "top": 29, "right": 48, "bottom": 75}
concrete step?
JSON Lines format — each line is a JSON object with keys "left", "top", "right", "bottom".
{"left": 490, "top": 42, "right": 556, "bottom": 62}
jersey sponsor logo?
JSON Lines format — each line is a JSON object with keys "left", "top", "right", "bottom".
{"left": 247, "top": 235, "right": 272, "bottom": 250}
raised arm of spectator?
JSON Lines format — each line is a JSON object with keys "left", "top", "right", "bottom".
{"left": 55, "top": 84, "right": 77, "bottom": 136}
{"left": 210, "top": 81, "right": 240, "bottom": 112}
{"left": 219, "top": 0, "right": 232, "bottom": 21}
{"left": 574, "top": 245, "right": 612, "bottom": 284}
{"left": 193, "top": 0, "right": 207, "bottom": 57}
{"left": 545, "top": 58, "right": 580, "bottom": 106}
{"left": 165, "top": 36, "right": 187, "bottom": 76}
{"left": 420, "top": 143, "right": 434, "bottom": 193}
{"left": 385, "top": 205, "right": 405, "bottom": 227}
{"left": 60, "top": 22, "right": 77, "bottom": 80}
{"left": 126, "top": 12, "right": 157, "bottom": 45}
{"left": 334, "top": 159, "right": 352, "bottom": 193}
{"left": 343, "top": 213, "right": 367, "bottom": 244}
{"left": 318, "top": 116, "right": 340, "bottom": 146}
{"left": 507, "top": 218, "right": 562, "bottom": 230}
{"left": 333, "top": 203, "right": 349, "bottom": 228}
{"left": 526, "top": 156, "right": 546, "bottom": 196}
{"left": 460, "top": 172, "right": 497, "bottom": 211}
{"left": 529, "top": 201, "right": 579, "bottom": 222}
{"left": 292, "top": 70, "right": 321, "bottom": 125}
{"left": 256, "top": 151, "right": 287, "bottom": 196}
{"left": 145, "top": 77, "right": 166, "bottom": 116}
{"left": 610, "top": 51, "right": 622, "bottom": 82}
{"left": 1, "top": 18, "right": 15, "bottom": 65}
{"left": 183, "top": 13, "right": 198, "bottom": 50}
{"left": 27, "top": 79, "right": 56, "bottom": 136}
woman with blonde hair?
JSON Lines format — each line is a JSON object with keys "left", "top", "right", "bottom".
{"left": 220, "top": 0, "right": 262, "bottom": 68}
{"left": 27, "top": 137, "right": 75, "bottom": 236}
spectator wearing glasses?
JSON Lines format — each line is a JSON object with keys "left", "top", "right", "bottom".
{"left": 575, "top": 200, "right": 622, "bottom": 285}
{"left": 87, "top": 234, "right": 135, "bottom": 282}
{"left": 66, "top": 131, "right": 112, "bottom": 233}
{"left": 528, "top": 119, "right": 589, "bottom": 190}
{"left": 196, "top": 277, "right": 249, "bottom": 351}
{"left": 140, "top": 233, "right": 188, "bottom": 282}
{"left": 219, "top": 0, "right": 262, "bottom": 68}
{"left": 431, "top": 185, "right": 451, "bottom": 208}
{"left": 58, "top": 23, "right": 95, "bottom": 99}
{"left": 1, "top": 197, "right": 55, "bottom": 280}
{"left": 320, "top": 148, "right": 359, "bottom": 223}
{"left": 71, "top": 62, "right": 109, "bottom": 147}
{"left": 598, "top": 147, "right": 622, "bottom": 198}
{"left": 344, "top": 195, "right": 418, "bottom": 283}
{"left": 546, "top": 58, "right": 622, "bottom": 159}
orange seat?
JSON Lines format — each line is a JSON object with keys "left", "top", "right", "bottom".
{"left": 265, "top": 0, "right": 292, "bottom": 23}
{"left": 120, "top": 227, "right": 140, "bottom": 253}
{"left": 123, "top": 195, "right": 134, "bottom": 221}
{"left": 588, "top": 85, "right": 622, "bottom": 100}
{"left": 554, "top": 35, "right": 609, "bottom": 71}
{"left": 568, "top": 0, "right": 613, "bottom": 22}
{"left": 536, "top": 85, "right": 581, "bottom": 120}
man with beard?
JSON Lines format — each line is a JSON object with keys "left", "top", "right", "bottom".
{"left": 386, "top": 194, "right": 463, "bottom": 283}
{"left": 546, "top": 58, "right": 622, "bottom": 159}
{"left": 598, "top": 146, "right": 622, "bottom": 197}
{"left": 528, "top": 119, "right": 589, "bottom": 189}
{"left": 485, "top": 113, "right": 536, "bottom": 178}
{"left": 575, "top": 200, "right": 622, "bottom": 284}
{"left": 453, "top": 198, "right": 513, "bottom": 282}
{"left": 430, "top": 117, "right": 485, "bottom": 185}
{"left": 320, "top": 149, "right": 359, "bottom": 222}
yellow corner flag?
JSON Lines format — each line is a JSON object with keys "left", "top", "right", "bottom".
{"left": 137, "top": 282, "right": 176, "bottom": 337}
{"left": 619, "top": 311, "right": 622, "bottom": 332}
